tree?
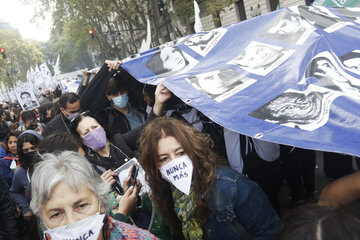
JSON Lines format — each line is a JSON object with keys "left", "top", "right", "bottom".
{"left": 0, "top": 29, "right": 43, "bottom": 88}
{"left": 205, "top": 0, "right": 233, "bottom": 28}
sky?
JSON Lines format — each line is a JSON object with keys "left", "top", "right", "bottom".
{"left": 0, "top": 0, "right": 52, "bottom": 42}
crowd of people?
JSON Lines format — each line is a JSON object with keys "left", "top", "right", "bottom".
{"left": 0, "top": 60, "right": 360, "bottom": 240}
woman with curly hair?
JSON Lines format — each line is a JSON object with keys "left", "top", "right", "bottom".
{"left": 139, "top": 117, "right": 282, "bottom": 240}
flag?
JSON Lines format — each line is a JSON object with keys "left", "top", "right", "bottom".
{"left": 194, "top": 1, "right": 204, "bottom": 33}
{"left": 122, "top": 7, "right": 360, "bottom": 157}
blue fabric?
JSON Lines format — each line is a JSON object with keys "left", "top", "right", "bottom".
{"left": 10, "top": 167, "right": 31, "bottom": 215}
{"left": 205, "top": 167, "right": 282, "bottom": 240}
{"left": 0, "top": 154, "right": 15, "bottom": 188}
{"left": 125, "top": 109, "right": 143, "bottom": 130}
{"left": 122, "top": 7, "right": 360, "bottom": 157}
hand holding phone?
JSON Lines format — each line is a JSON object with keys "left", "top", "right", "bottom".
{"left": 129, "top": 165, "right": 139, "bottom": 186}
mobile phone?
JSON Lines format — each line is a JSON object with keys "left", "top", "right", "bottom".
{"left": 130, "top": 165, "right": 139, "bottom": 186}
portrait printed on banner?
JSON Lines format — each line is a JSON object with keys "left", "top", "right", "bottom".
{"left": 17, "top": 90, "right": 40, "bottom": 111}
{"left": 300, "top": 51, "right": 360, "bottom": 99}
{"left": 183, "top": 28, "right": 228, "bottom": 56}
{"left": 339, "top": 50, "right": 360, "bottom": 76}
{"left": 249, "top": 84, "right": 341, "bottom": 131}
{"left": 146, "top": 46, "right": 198, "bottom": 76}
{"left": 260, "top": 10, "right": 314, "bottom": 45}
{"left": 228, "top": 41, "right": 295, "bottom": 76}
{"left": 186, "top": 68, "right": 257, "bottom": 102}
{"left": 334, "top": 7, "right": 360, "bottom": 24}
{"left": 291, "top": 6, "right": 352, "bottom": 33}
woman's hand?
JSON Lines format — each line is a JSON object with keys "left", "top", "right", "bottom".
{"left": 100, "top": 170, "right": 117, "bottom": 186}
{"left": 153, "top": 79, "right": 171, "bottom": 116}
{"left": 122, "top": 165, "right": 142, "bottom": 192}
{"left": 116, "top": 185, "right": 139, "bottom": 216}
{"left": 105, "top": 60, "right": 122, "bottom": 72}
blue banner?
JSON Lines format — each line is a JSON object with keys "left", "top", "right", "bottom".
{"left": 122, "top": 6, "right": 360, "bottom": 156}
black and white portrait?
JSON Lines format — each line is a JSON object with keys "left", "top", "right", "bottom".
{"left": 339, "top": 50, "right": 360, "bottom": 75}
{"left": 335, "top": 7, "right": 360, "bottom": 24}
{"left": 146, "top": 46, "right": 198, "bottom": 76}
{"left": 183, "top": 28, "right": 228, "bottom": 56}
{"left": 186, "top": 68, "right": 256, "bottom": 102}
{"left": 228, "top": 41, "right": 295, "bottom": 76}
{"left": 250, "top": 84, "right": 341, "bottom": 131}
{"left": 17, "top": 90, "right": 39, "bottom": 111}
{"left": 300, "top": 51, "right": 360, "bottom": 99}
{"left": 260, "top": 10, "right": 314, "bottom": 45}
{"left": 290, "top": 6, "right": 351, "bottom": 33}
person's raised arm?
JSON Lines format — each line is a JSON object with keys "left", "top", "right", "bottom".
{"left": 318, "top": 171, "right": 360, "bottom": 208}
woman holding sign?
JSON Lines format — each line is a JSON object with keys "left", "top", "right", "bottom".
{"left": 139, "top": 117, "right": 282, "bottom": 239}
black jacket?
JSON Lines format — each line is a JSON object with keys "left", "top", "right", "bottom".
{"left": 43, "top": 114, "right": 72, "bottom": 136}
{"left": 85, "top": 111, "right": 156, "bottom": 171}
{"left": 0, "top": 173, "right": 27, "bottom": 239}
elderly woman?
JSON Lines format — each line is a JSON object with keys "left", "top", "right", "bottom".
{"left": 30, "top": 151, "right": 158, "bottom": 239}
{"left": 139, "top": 117, "right": 282, "bottom": 239}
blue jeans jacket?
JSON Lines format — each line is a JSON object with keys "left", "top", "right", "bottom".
{"left": 204, "top": 166, "right": 282, "bottom": 240}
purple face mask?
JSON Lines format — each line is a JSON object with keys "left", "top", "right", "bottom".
{"left": 83, "top": 127, "right": 107, "bottom": 150}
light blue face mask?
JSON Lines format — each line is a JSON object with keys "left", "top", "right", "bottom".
{"left": 112, "top": 94, "right": 128, "bottom": 109}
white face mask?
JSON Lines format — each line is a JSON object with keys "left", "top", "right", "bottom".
{"left": 44, "top": 212, "right": 105, "bottom": 240}
{"left": 159, "top": 155, "right": 193, "bottom": 195}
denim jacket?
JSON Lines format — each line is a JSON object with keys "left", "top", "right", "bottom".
{"left": 204, "top": 166, "right": 282, "bottom": 240}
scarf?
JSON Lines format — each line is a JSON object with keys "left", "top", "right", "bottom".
{"left": 172, "top": 187, "right": 203, "bottom": 240}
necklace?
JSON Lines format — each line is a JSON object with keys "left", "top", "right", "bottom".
{"left": 95, "top": 142, "right": 130, "bottom": 166}
{"left": 60, "top": 114, "right": 71, "bottom": 134}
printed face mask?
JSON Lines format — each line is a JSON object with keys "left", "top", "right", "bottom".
{"left": 44, "top": 212, "right": 105, "bottom": 240}
{"left": 112, "top": 94, "right": 129, "bottom": 109}
{"left": 83, "top": 127, "right": 107, "bottom": 150}
{"left": 159, "top": 155, "right": 193, "bottom": 195}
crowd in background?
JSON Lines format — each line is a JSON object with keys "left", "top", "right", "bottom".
{"left": 0, "top": 61, "right": 360, "bottom": 240}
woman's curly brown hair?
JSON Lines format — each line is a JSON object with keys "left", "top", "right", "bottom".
{"left": 139, "top": 117, "right": 219, "bottom": 237}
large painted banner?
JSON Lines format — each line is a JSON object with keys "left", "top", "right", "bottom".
{"left": 122, "top": 6, "right": 360, "bottom": 156}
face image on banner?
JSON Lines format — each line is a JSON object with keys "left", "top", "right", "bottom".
{"left": 16, "top": 90, "right": 40, "bottom": 111}
{"left": 291, "top": 6, "right": 352, "bottom": 33}
{"left": 249, "top": 84, "right": 341, "bottom": 131}
{"left": 260, "top": 10, "right": 314, "bottom": 45}
{"left": 145, "top": 46, "right": 198, "bottom": 76}
{"left": 300, "top": 51, "right": 360, "bottom": 99}
{"left": 339, "top": 49, "right": 360, "bottom": 76}
{"left": 183, "top": 28, "right": 228, "bottom": 56}
{"left": 186, "top": 68, "right": 257, "bottom": 102}
{"left": 334, "top": 8, "right": 360, "bottom": 24}
{"left": 228, "top": 41, "right": 295, "bottom": 76}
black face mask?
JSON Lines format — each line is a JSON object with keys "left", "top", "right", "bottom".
{"left": 23, "top": 151, "right": 36, "bottom": 162}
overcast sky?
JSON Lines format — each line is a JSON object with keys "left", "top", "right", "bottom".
{"left": 0, "top": 0, "right": 51, "bottom": 42}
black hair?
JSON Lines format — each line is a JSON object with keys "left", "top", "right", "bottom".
{"left": 4, "top": 111, "right": 11, "bottom": 122}
{"left": 70, "top": 111, "right": 93, "bottom": 139}
{"left": 17, "top": 133, "right": 41, "bottom": 169}
{"left": 38, "top": 133, "right": 82, "bottom": 154}
{"left": 0, "top": 121, "right": 10, "bottom": 141}
{"left": 58, "top": 92, "right": 79, "bottom": 109}
{"left": 143, "top": 84, "right": 156, "bottom": 106}
{"left": 38, "top": 103, "right": 55, "bottom": 123}
{"left": 20, "top": 92, "right": 31, "bottom": 99}
{"left": 21, "top": 111, "right": 37, "bottom": 123}
{"left": 277, "top": 204, "right": 360, "bottom": 240}
{"left": 105, "top": 75, "right": 131, "bottom": 96}
{"left": 5, "top": 131, "right": 21, "bottom": 150}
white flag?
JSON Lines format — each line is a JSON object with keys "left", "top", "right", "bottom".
{"left": 54, "top": 54, "right": 60, "bottom": 77}
{"left": 194, "top": 1, "right": 204, "bottom": 33}
{"left": 140, "top": 19, "right": 151, "bottom": 52}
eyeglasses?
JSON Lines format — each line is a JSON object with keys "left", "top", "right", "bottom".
{"left": 70, "top": 110, "right": 91, "bottom": 123}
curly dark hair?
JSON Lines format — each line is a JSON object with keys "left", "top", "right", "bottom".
{"left": 139, "top": 117, "right": 220, "bottom": 238}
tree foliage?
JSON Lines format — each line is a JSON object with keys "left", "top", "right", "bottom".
{"left": 0, "top": 29, "right": 43, "bottom": 88}
{"left": 29, "top": 0, "right": 233, "bottom": 72}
